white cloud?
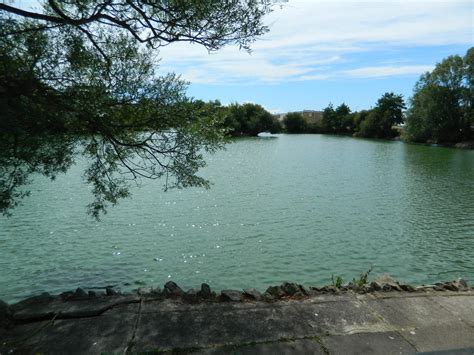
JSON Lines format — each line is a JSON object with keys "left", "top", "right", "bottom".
{"left": 161, "top": 44, "right": 342, "bottom": 84}
{"left": 9, "top": 1, "right": 470, "bottom": 84}
{"left": 344, "top": 65, "right": 435, "bottom": 78}
{"left": 296, "top": 74, "right": 331, "bottom": 81}
{"left": 156, "top": 0, "right": 472, "bottom": 84}
{"left": 276, "top": 2, "right": 469, "bottom": 44}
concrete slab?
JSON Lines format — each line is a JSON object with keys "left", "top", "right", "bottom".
{"left": 0, "top": 321, "right": 52, "bottom": 354}
{"left": 322, "top": 331, "right": 416, "bottom": 355}
{"left": 198, "top": 338, "right": 327, "bottom": 354}
{"left": 399, "top": 324, "right": 474, "bottom": 353}
{"left": 292, "top": 297, "right": 392, "bottom": 336}
{"left": 301, "top": 293, "right": 360, "bottom": 304}
{"left": 420, "top": 348, "right": 474, "bottom": 355}
{"left": 370, "top": 291, "right": 473, "bottom": 300}
{"left": 132, "top": 296, "right": 396, "bottom": 351}
{"left": 365, "top": 296, "right": 474, "bottom": 352}
{"left": 2, "top": 292, "right": 473, "bottom": 354}
{"left": 1, "top": 303, "right": 139, "bottom": 354}
{"left": 428, "top": 295, "right": 474, "bottom": 327}
{"left": 11, "top": 295, "right": 140, "bottom": 321}
{"left": 133, "top": 301, "right": 317, "bottom": 352}
{"left": 140, "top": 298, "right": 287, "bottom": 314}
{"left": 366, "top": 296, "right": 462, "bottom": 328}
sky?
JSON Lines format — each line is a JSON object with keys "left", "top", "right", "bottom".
{"left": 156, "top": 0, "right": 473, "bottom": 113}
{"left": 11, "top": 0, "right": 474, "bottom": 113}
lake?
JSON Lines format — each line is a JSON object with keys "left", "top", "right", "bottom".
{"left": 1, "top": 134, "right": 473, "bottom": 303}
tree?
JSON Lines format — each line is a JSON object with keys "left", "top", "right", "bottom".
{"left": 357, "top": 111, "right": 380, "bottom": 138}
{"left": 353, "top": 110, "right": 370, "bottom": 132}
{"left": 321, "top": 103, "right": 353, "bottom": 133}
{"left": 405, "top": 48, "right": 473, "bottom": 143}
{"left": 356, "top": 92, "right": 405, "bottom": 138}
{"left": 0, "top": 1, "right": 273, "bottom": 218}
{"left": 321, "top": 104, "right": 337, "bottom": 133}
{"left": 406, "top": 84, "right": 462, "bottom": 142}
{"left": 374, "top": 92, "right": 405, "bottom": 129}
{"left": 284, "top": 112, "right": 307, "bottom": 133}
{"left": 334, "top": 103, "right": 352, "bottom": 132}
{"left": 0, "top": 1, "right": 271, "bottom": 53}
{"left": 335, "top": 103, "right": 351, "bottom": 117}
{"left": 224, "top": 103, "right": 281, "bottom": 136}
{"left": 464, "top": 47, "right": 474, "bottom": 126}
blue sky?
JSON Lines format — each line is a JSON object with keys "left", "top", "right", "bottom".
{"left": 157, "top": 0, "right": 473, "bottom": 113}
{"left": 12, "top": 0, "right": 474, "bottom": 113}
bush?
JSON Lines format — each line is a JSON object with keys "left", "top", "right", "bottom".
{"left": 224, "top": 103, "right": 282, "bottom": 136}
{"left": 284, "top": 112, "right": 307, "bottom": 133}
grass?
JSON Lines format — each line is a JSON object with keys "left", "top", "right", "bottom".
{"left": 351, "top": 266, "right": 373, "bottom": 288}
{"left": 331, "top": 274, "right": 344, "bottom": 288}
{"left": 331, "top": 266, "right": 374, "bottom": 289}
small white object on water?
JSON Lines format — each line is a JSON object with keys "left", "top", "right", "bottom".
{"left": 257, "top": 132, "right": 277, "bottom": 138}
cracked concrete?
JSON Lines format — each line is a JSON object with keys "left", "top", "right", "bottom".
{"left": 1, "top": 291, "right": 473, "bottom": 354}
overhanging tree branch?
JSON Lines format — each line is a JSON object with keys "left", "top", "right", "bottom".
{"left": 0, "top": 0, "right": 271, "bottom": 218}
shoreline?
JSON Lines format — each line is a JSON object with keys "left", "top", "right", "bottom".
{"left": 1, "top": 275, "right": 473, "bottom": 354}
{"left": 2, "top": 275, "right": 471, "bottom": 313}
{"left": 235, "top": 133, "right": 474, "bottom": 150}
{"left": 3, "top": 271, "right": 473, "bottom": 306}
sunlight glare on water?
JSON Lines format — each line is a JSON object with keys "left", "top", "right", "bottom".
{"left": 0, "top": 135, "right": 473, "bottom": 302}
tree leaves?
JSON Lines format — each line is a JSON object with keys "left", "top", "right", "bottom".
{"left": 405, "top": 48, "right": 473, "bottom": 143}
{"left": 0, "top": 1, "right": 271, "bottom": 219}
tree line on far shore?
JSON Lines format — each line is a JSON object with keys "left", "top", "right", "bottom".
{"left": 218, "top": 47, "right": 473, "bottom": 144}
{"left": 291, "top": 92, "right": 406, "bottom": 139}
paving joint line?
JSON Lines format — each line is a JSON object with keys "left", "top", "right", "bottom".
{"left": 427, "top": 296, "right": 474, "bottom": 330}
{"left": 357, "top": 293, "right": 419, "bottom": 352}
{"left": 125, "top": 298, "right": 143, "bottom": 354}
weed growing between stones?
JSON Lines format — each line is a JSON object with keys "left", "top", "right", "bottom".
{"left": 331, "top": 275, "right": 344, "bottom": 288}
{"left": 352, "top": 266, "right": 373, "bottom": 288}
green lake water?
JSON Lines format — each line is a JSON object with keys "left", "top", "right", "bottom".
{"left": 1, "top": 134, "right": 473, "bottom": 302}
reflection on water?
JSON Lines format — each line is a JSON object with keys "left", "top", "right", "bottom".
{"left": 0, "top": 135, "right": 473, "bottom": 303}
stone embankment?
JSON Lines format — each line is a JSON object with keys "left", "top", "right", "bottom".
{"left": 1, "top": 275, "right": 473, "bottom": 354}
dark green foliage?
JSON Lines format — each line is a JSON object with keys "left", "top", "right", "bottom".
{"left": 465, "top": 48, "right": 474, "bottom": 127}
{"left": 357, "top": 111, "right": 380, "bottom": 138}
{"left": 0, "top": 1, "right": 272, "bottom": 219}
{"left": 283, "top": 112, "right": 307, "bottom": 133}
{"left": 224, "top": 103, "right": 282, "bottom": 136}
{"left": 321, "top": 104, "right": 337, "bottom": 132}
{"left": 306, "top": 121, "right": 324, "bottom": 133}
{"left": 406, "top": 84, "right": 464, "bottom": 142}
{"left": 352, "top": 267, "right": 372, "bottom": 288}
{"left": 355, "top": 93, "right": 406, "bottom": 138}
{"left": 321, "top": 103, "right": 353, "bottom": 134}
{"left": 375, "top": 93, "right": 406, "bottom": 126}
{"left": 331, "top": 275, "right": 344, "bottom": 288}
{"left": 405, "top": 48, "right": 473, "bottom": 143}
{"left": 0, "top": 1, "right": 272, "bottom": 53}
{"left": 335, "top": 103, "right": 351, "bottom": 117}
{"left": 353, "top": 110, "right": 370, "bottom": 132}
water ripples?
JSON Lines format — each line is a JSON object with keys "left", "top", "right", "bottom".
{"left": 0, "top": 135, "right": 473, "bottom": 302}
